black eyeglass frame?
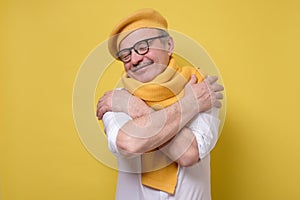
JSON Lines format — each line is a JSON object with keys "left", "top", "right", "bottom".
{"left": 116, "top": 34, "right": 169, "bottom": 62}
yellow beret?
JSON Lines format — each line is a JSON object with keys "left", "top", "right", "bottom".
{"left": 108, "top": 8, "right": 168, "bottom": 59}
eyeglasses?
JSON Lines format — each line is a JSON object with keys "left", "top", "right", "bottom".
{"left": 116, "top": 34, "right": 169, "bottom": 63}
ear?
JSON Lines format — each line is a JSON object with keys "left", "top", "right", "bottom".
{"left": 167, "top": 37, "right": 174, "bottom": 56}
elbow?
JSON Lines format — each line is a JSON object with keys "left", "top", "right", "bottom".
{"left": 177, "top": 148, "right": 200, "bottom": 167}
{"left": 177, "top": 154, "right": 200, "bottom": 167}
{"left": 116, "top": 130, "right": 143, "bottom": 157}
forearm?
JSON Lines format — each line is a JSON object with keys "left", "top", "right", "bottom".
{"left": 159, "top": 127, "right": 200, "bottom": 167}
{"left": 158, "top": 108, "right": 220, "bottom": 166}
{"left": 116, "top": 96, "right": 198, "bottom": 155}
{"left": 101, "top": 75, "right": 224, "bottom": 158}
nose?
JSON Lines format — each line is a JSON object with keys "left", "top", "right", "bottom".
{"left": 130, "top": 50, "right": 144, "bottom": 65}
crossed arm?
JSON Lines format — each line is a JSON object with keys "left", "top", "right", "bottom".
{"left": 97, "top": 75, "right": 224, "bottom": 166}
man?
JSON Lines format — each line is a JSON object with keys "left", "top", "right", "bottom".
{"left": 96, "top": 8, "right": 224, "bottom": 200}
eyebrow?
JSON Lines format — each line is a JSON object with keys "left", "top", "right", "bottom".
{"left": 117, "top": 34, "right": 169, "bottom": 55}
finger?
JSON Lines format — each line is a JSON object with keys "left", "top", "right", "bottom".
{"left": 213, "top": 100, "right": 222, "bottom": 108}
{"left": 96, "top": 108, "right": 102, "bottom": 120}
{"left": 97, "top": 100, "right": 105, "bottom": 110}
{"left": 97, "top": 99, "right": 102, "bottom": 108}
{"left": 97, "top": 107, "right": 106, "bottom": 120}
{"left": 211, "top": 84, "right": 224, "bottom": 92}
{"left": 97, "top": 113, "right": 103, "bottom": 120}
{"left": 96, "top": 102, "right": 107, "bottom": 119}
{"left": 99, "top": 111, "right": 105, "bottom": 120}
{"left": 188, "top": 74, "right": 197, "bottom": 84}
{"left": 205, "top": 76, "right": 218, "bottom": 84}
{"left": 96, "top": 105, "right": 102, "bottom": 118}
{"left": 98, "top": 96, "right": 107, "bottom": 106}
{"left": 215, "top": 92, "right": 224, "bottom": 99}
{"left": 104, "top": 91, "right": 113, "bottom": 96}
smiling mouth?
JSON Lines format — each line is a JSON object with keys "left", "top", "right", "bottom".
{"left": 130, "top": 61, "right": 154, "bottom": 72}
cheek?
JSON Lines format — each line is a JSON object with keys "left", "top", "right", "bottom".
{"left": 144, "top": 52, "right": 158, "bottom": 63}
{"left": 147, "top": 51, "right": 169, "bottom": 65}
{"left": 123, "top": 63, "right": 131, "bottom": 71}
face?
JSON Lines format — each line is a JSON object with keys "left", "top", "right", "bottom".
{"left": 118, "top": 28, "right": 174, "bottom": 83}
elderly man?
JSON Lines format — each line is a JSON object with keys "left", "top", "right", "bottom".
{"left": 97, "top": 8, "right": 224, "bottom": 200}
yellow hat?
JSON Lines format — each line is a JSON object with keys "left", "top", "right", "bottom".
{"left": 108, "top": 8, "right": 168, "bottom": 59}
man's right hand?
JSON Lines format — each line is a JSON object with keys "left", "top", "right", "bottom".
{"left": 96, "top": 89, "right": 152, "bottom": 120}
{"left": 184, "top": 75, "right": 224, "bottom": 113}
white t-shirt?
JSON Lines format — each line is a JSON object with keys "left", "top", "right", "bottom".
{"left": 102, "top": 108, "right": 220, "bottom": 200}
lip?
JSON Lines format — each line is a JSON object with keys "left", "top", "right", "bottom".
{"left": 130, "top": 61, "right": 153, "bottom": 72}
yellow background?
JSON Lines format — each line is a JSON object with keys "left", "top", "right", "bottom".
{"left": 1, "top": 0, "right": 300, "bottom": 199}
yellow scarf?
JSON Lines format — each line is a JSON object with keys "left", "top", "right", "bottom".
{"left": 122, "top": 57, "right": 203, "bottom": 194}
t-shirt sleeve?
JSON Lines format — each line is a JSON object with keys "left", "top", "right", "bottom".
{"left": 102, "top": 111, "right": 132, "bottom": 155}
{"left": 187, "top": 108, "right": 221, "bottom": 159}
